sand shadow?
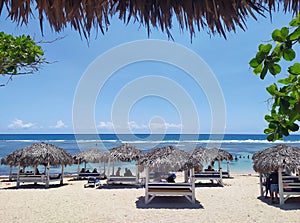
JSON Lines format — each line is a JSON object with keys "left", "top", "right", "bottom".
{"left": 97, "top": 183, "right": 143, "bottom": 190}
{"left": 0, "top": 182, "right": 69, "bottom": 190}
{"left": 135, "top": 196, "right": 203, "bottom": 209}
{"left": 195, "top": 182, "right": 223, "bottom": 188}
{"left": 257, "top": 196, "right": 300, "bottom": 210}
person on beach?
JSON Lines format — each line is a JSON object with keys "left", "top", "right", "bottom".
{"left": 205, "top": 165, "right": 214, "bottom": 171}
{"left": 166, "top": 173, "right": 176, "bottom": 183}
{"left": 92, "top": 168, "right": 98, "bottom": 173}
{"left": 116, "top": 167, "right": 121, "bottom": 176}
{"left": 124, "top": 168, "right": 133, "bottom": 176}
{"left": 269, "top": 170, "right": 279, "bottom": 203}
{"left": 80, "top": 168, "right": 85, "bottom": 173}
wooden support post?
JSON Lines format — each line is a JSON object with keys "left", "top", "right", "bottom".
{"left": 145, "top": 167, "right": 149, "bottom": 204}
{"left": 107, "top": 157, "right": 111, "bottom": 180}
{"left": 259, "top": 173, "right": 263, "bottom": 197}
{"left": 61, "top": 165, "right": 64, "bottom": 185}
{"left": 135, "top": 162, "right": 138, "bottom": 184}
{"left": 46, "top": 162, "right": 50, "bottom": 188}
{"left": 278, "top": 167, "right": 284, "bottom": 205}
{"left": 191, "top": 168, "right": 195, "bottom": 203}
{"left": 9, "top": 165, "right": 12, "bottom": 181}
{"left": 16, "top": 163, "right": 20, "bottom": 188}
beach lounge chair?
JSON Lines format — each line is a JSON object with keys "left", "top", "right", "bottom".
{"left": 17, "top": 173, "right": 62, "bottom": 188}
{"left": 194, "top": 171, "right": 224, "bottom": 186}
{"left": 106, "top": 176, "right": 139, "bottom": 185}
{"left": 280, "top": 175, "right": 300, "bottom": 204}
{"left": 77, "top": 172, "right": 103, "bottom": 180}
{"left": 145, "top": 182, "right": 195, "bottom": 204}
{"left": 84, "top": 177, "right": 100, "bottom": 188}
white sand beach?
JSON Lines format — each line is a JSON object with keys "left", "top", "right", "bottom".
{"left": 0, "top": 174, "right": 299, "bottom": 223}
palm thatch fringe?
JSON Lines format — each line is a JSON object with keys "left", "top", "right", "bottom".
{"left": 73, "top": 149, "right": 106, "bottom": 164}
{"left": 108, "top": 143, "right": 144, "bottom": 162}
{"left": 140, "top": 145, "right": 190, "bottom": 171}
{"left": 0, "top": 0, "right": 298, "bottom": 39}
{"left": 184, "top": 147, "right": 233, "bottom": 169}
{"left": 252, "top": 144, "right": 300, "bottom": 174}
{"left": 1, "top": 142, "right": 73, "bottom": 167}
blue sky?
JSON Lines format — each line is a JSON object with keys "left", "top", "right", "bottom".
{"left": 0, "top": 11, "right": 297, "bottom": 134}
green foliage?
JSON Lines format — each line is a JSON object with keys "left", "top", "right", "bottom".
{"left": 0, "top": 32, "right": 45, "bottom": 84}
{"left": 249, "top": 14, "right": 300, "bottom": 141}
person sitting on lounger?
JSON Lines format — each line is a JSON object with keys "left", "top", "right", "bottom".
{"left": 205, "top": 165, "right": 214, "bottom": 171}
{"left": 92, "top": 168, "right": 98, "bottom": 173}
{"left": 80, "top": 168, "right": 85, "bottom": 173}
{"left": 166, "top": 173, "right": 176, "bottom": 183}
{"left": 116, "top": 167, "right": 121, "bottom": 176}
{"left": 269, "top": 170, "right": 279, "bottom": 203}
{"left": 124, "top": 168, "right": 133, "bottom": 176}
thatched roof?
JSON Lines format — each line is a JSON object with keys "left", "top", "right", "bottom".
{"left": 73, "top": 149, "right": 107, "bottom": 163}
{"left": 184, "top": 147, "right": 233, "bottom": 169}
{"left": 252, "top": 144, "right": 300, "bottom": 174}
{"left": 1, "top": 142, "right": 73, "bottom": 167}
{"left": 0, "top": 0, "right": 298, "bottom": 39}
{"left": 108, "top": 143, "right": 144, "bottom": 162}
{"left": 140, "top": 145, "right": 190, "bottom": 171}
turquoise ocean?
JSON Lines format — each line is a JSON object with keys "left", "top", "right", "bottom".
{"left": 0, "top": 134, "right": 299, "bottom": 175}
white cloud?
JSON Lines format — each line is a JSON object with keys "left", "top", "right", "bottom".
{"left": 150, "top": 122, "right": 182, "bottom": 130}
{"left": 51, "top": 120, "right": 67, "bottom": 129}
{"left": 97, "top": 121, "right": 114, "bottom": 129}
{"left": 8, "top": 118, "right": 35, "bottom": 129}
{"left": 128, "top": 121, "right": 148, "bottom": 129}
{"left": 96, "top": 120, "right": 181, "bottom": 132}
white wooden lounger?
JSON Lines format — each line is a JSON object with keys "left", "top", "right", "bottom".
{"left": 280, "top": 175, "right": 300, "bottom": 204}
{"left": 145, "top": 182, "right": 195, "bottom": 204}
{"left": 17, "top": 174, "right": 62, "bottom": 188}
{"left": 194, "top": 172, "right": 224, "bottom": 186}
{"left": 106, "top": 176, "right": 139, "bottom": 185}
{"left": 77, "top": 173, "right": 103, "bottom": 180}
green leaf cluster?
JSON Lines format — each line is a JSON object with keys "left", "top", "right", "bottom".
{"left": 249, "top": 14, "right": 300, "bottom": 141}
{"left": 0, "top": 32, "right": 45, "bottom": 76}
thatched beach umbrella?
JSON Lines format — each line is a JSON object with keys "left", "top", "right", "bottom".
{"left": 73, "top": 149, "right": 108, "bottom": 175}
{"left": 1, "top": 142, "right": 73, "bottom": 186}
{"left": 107, "top": 143, "right": 144, "bottom": 181}
{"left": 186, "top": 147, "right": 233, "bottom": 176}
{"left": 252, "top": 144, "right": 300, "bottom": 204}
{"left": 252, "top": 144, "right": 300, "bottom": 174}
{"left": 108, "top": 143, "right": 144, "bottom": 162}
{"left": 140, "top": 145, "right": 190, "bottom": 172}
{"left": 1, "top": 0, "right": 298, "bottom": 40}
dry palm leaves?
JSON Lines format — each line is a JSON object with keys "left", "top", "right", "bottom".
{"left": 0, "top": 0, "right": 299, "bottom": 39}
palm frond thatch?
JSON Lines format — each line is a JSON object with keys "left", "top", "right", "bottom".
{"left": 0, "top": 0, "right": 298, "bottom": 39}
{"left": 109, "top": 143, "right": 144, "bottom": 162}
{"left": 1, "top": 142, "right": 73, "bottom": 167}
{"left": 140, "top": 145, "right": 190, "bottom": 171}
{"left": 73, "top": 149, "right": 107, "bottom": 163}
{"left": 184, "top": 147, "right": 233, "bottom": 169}
{"left": 252, "top": 144, "right": 300, "bottom": 174}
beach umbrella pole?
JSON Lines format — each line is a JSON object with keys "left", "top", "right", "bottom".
{"left": 16, "top": 163, "right": 20, "bottom": 188}
{"left": 46, "top": 162, "right": 50, "bottom": 188}
{"left": 145, "top": 167, "right": 149, "bottom": 204}
{"left": 259, "top": 173, "right": 264, "bottom": 197}
{"left": 278, "top": 167, "right": 284, "bottom": 205}
{"left": 9, "top": 165, "right": 12, "bottom": 181}
{"left": 61, "top": 165, "right": 64, "bottom": 185}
